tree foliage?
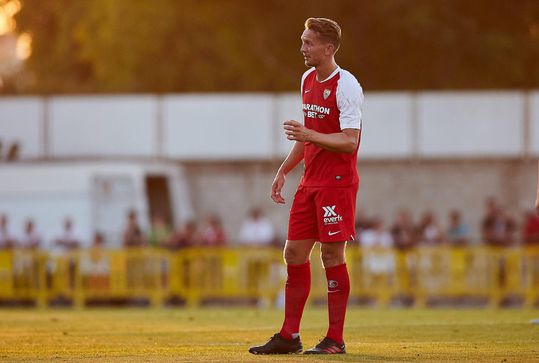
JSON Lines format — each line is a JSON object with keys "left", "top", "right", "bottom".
{"left": 10, "top": 0, "right": 539, "bottom": 93}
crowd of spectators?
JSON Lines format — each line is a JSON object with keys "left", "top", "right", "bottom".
{"left": 2, "top": 197, "right": 539, "bottom": 251}
{"left": 121, "top": 210, "right": 229, "bottom": 249}
{"left": 357, "top": 197, "right": 539, "bottom": 250}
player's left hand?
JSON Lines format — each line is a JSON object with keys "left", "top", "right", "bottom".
{"left": 284, "top": 120, "right": 312, "bottom": 142}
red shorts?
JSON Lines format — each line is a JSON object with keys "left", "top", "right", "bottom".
{"left": 287, "top": 184, "right": 358, "bottom": 243}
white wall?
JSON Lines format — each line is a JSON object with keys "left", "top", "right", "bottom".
{"left": 359, "top": 93, "right": 415, "bottom": 158}
{"left": 417, "top": 92, "right": 523, "bottom": 157}
{"left": 49, "top": 96, "right": 157, "bottom": 158}
{"left": 0, "top": 91, "right": 535, "bottom": 160}
{"left": 162, "top": 94, "right": 274, "bottom": 160}
{"left": 0, "top": 97, "right": 43, "bottom": 158}
{"left": 529, "top": 92, "right": 539, "bottom": 155}
{"left": 275, "top": 93, "right": 303, "bottom": 156}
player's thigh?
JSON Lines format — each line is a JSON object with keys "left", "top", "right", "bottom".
{"left": 283, "top": 239, "right": 316, "bottom": 265}
{"left": 288, "top": 186, "right": 318, "bottom": 241}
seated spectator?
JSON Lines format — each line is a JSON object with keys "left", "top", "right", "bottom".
{"left": 200, "top": 215, "right": 227, "bottom": 247}
{"left": 148, "top": 213, "right": 172, "bottom": 248}
{"left": 0, "top": 214, "right": 16, "bottom": 249}
{"left": 391, "top": 209, "right": 416, "bottom": 250}
{"left": 18, "top": 219, "right": 41, "bottom": 249}
{"left": 168, "top": 220, "right": 202, "bottom": 250}
{"left": 446, "top": 210, "right": 470, "bottom": 246}
{"left": 522, "top": 210, "right": 539, "bottom": 245}
{"left": 238, "top": 208, "right": 275, "bottom": 246}
{"left": 122, "top": 209, "right": 146, "bottom": 247}
{"left": 481, "top": 199, "right": 516, "bottom": 247}
{"left": 53, "top": 217, "right": 82, "bottom": 251}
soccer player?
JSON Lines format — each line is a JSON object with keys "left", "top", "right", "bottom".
{"left": 249, "top": 17, "right": 363, "bottom": 355}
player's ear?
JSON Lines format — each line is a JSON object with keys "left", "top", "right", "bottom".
{"left": 325, "top": 43, "right": 335, "bottom": 56}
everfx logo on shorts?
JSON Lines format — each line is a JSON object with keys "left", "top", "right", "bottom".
{"left": 322, "top": 205, "right": 343, "bottom": 225}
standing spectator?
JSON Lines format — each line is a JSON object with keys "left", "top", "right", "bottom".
{"left": 446, "top": 210, "right": 470, "bottom": 246}
{"left": 391, "top": 209, "right": 416, "bottom": 250}
{"left": 481, "top": 199, "right": 516, "bottom": 247}
{"left": 416, "top": 211, "right": 444, "bottom": 246}
{"left": 18, "top": 219, "right": 41, "bottom": 249}
{"left": 0, "top": 214, "right": 16, "bottom": 249}
{"left": 148, "top": 213, "right": 172, "bottom": 248}
{"left": 200, "top": 215, "right": 227, "bottom": 247}
{"left": 238, "top": 208, "right": 275, "bottom": 246}
{"left": 53, "top": 217, "right": 82, "bottom": 250}
{"left": 122, "top": 209, "right": 146, "bottom": 247}
{"left": 522, "top": 210, "right": 539, "bottom": 245}
{"left": 168, "top": 220, "right": 202, "bottom": 250}
{"left": 481, "top": 197, "right": 498, "bottom": 241}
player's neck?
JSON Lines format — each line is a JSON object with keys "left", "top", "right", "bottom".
{"left": 315, "top": 60, "right": 338, "bottom": 82}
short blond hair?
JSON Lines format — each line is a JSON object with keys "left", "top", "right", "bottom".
{"left": 304, "top": 17, "right": 341, "bottom": 51}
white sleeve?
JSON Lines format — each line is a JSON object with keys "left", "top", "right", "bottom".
{"left": 336, "top": 70, "right": 364, "bottom": 130}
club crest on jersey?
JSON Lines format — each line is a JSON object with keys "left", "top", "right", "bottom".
{"left": 323, "top": 89, "right": 331, "bottom": 100}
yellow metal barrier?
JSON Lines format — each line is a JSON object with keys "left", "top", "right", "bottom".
{"left": 0, "top": 246, "right": 537, "bottom": 308}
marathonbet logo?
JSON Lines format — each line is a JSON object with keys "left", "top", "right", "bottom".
{"left": 322, "top": 205, "right": 343, "bottom": 225}
{"left": 303, "top": 103, "right": 330, "bottom": 119}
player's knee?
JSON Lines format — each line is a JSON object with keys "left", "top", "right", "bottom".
{"left": 320, "top": 248, "right": 345, "bottom": 268}
{"left": 283, "top": 246, "right": 309, "bottom": 265}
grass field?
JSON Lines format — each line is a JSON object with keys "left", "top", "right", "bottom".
{"left": 0, "top": 307, "right": 538, "bottom": 362}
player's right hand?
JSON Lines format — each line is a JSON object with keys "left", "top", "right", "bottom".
{"left": 271, "top": 173, "right": 286, "bottom": 204}
{"left": 535, "top": 195, "right": 539, "bottom": 215}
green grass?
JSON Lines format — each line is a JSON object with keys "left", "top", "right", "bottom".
{"left": 0, "top": 308, "right": 537, "bottom": 362}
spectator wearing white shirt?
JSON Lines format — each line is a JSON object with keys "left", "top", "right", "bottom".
{"left": 359, "top": 217, "right": 395, "bottom": 276}
{"left": 238, "top": 208, "right": 275, "bottom": 246}
{"left": 18, "top": 219, "right": 41, "bottom": 249}
{"left": 54, "top": 217, "right": 82, "bottom": 251}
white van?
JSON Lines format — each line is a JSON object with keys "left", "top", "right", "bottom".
{"left": 0, "top": 160, "right": 193, "bottom": 248}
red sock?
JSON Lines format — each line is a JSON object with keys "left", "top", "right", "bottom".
{"left": 279, "top": 261, "right": 311, "bottom": 339}
{"left": 325, "top": 263, "right": 350, "bottom": 344}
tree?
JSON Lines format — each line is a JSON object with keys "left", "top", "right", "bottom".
{"left": 11, "top": 0, "right": 539, "bottom": 93}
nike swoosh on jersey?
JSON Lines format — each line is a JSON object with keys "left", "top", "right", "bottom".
{"left": 304, "top": 89, "right": 312, "bottom": 93}
{"left": 328, "top": 230, "right": 341, "bottom": 236}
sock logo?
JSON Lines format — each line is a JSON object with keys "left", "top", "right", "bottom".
{"left": 328, "top": 280, "right": 339, "bottom": 289}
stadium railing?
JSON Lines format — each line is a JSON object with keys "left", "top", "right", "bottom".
{"left": 0, "top": 246, "right": 537, "bottom": 308}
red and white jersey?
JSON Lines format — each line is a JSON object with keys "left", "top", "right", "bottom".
{"left": 300, "top": 66, "right": 364, "bottom": 187}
